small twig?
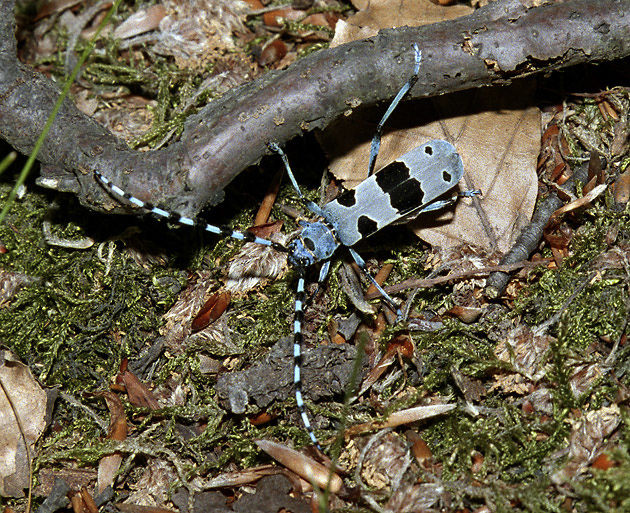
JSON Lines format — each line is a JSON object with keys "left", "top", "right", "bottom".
{"left": 484, "top": 158, "right": 592, "bottom": 298}
{"left": 2, "top": 0, "right": 628, "bottom": 216}
{"left": 366, "top": 259, "right": 545, "bottom": 299}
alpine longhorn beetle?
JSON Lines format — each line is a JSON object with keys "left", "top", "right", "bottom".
{"left": 95, "top": 43, "right": 473, "bottom": 450}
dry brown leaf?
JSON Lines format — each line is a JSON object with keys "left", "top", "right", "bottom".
{"left": 117, "top": 366, "right": 161, "bottom": 410}
{"left": 549, "top": 184, "right": 607, "bottom": 222}
{"left": 113, "top": 4, "right": 167, "bottom": 40}
{"left": 552, "top": 405, "right": 621, "bottom": 483}
{"left": 0, "top": 351, "right": 48, "bottom": 498}
{"left": 346, "top": 403, "right": 456, "bottom": 436}
{"left": 325, "top": 1, "right": 539, "bottom": 253}
{"left": 94, "top": 391, "right": 128, "bottom": 495}
{"left": 191, "top": 290, "right": 231, "bottom": 332}
{"left": 347, "top": 0, "right": 473, "bottom": 27}
{"left": 358, "top": 334, "right": 413, "bottom": 396}
{"left": 76, "top": 487, "right": 100, "bottom": 513}
{"left": 255, "top": 440, "right": 343, "bottom": 493}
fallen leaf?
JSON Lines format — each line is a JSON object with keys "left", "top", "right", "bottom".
{"left": 591, "top": 452, "right": 616, "bottom": 471}
{"left": 552, "top": 405, "right": 621, "bottom": 483}
{"left": 191, "top": 291, "right": 231, "bottom": 332}
{"left": 116, "top": 364, "right": 160, "bottom": 410}
{"left": 113, "top": 4, "right": 167, "bottom": 40}
{"left": 0, "top": 351, "right": 49, "bottom": 498}
{"left": 255, "top": 440, "right": 343, "bottom": 493}
{"left": 347, "top": 0, "right": 473, "bottom": 28}
{"left": 93, "top": 391, "right": 128, "bottom": 495}
{"left": 548, "top": 184, "right": 607, "bottom": 222}
{"left": 345, "top": 403, "right": 456, "bottom": 436}
{"left": 358, "top": 334, "right": 413, "bottom": 396}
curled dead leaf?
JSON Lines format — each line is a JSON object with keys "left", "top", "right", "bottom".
{"left": 346, "top": 403, "right": 456, "bottom": 436}
{"left": 358, "top": 334, "right": 414, "bottom": 396}
{"left": 113, "top": 4, "right": 167, "bottom": 40}
{"left": 613, "top": 169, "right": 630, "bottom": 205}
{"left": 92, "top": 391, "right": 127, "bottom": 495}
{"left": 116, "top": 366, "right": 160, "bottom": 410}
{"left": 446, "top": 305, "right": 483, "bottom": 323}
{"left": 259, "top": 39, "right": 288, "bottom": 67}
{"left": 191, "top": 291, "right": 231, "bottom": 332}
{"left": 548, "top": 184, "right": 607, "bottom": 223}
{"left": 255, "top": 440, "right": 343, "bottom": 494}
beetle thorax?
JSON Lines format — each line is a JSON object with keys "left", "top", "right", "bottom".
{"left": 288, "top": 221, "right": 340, "bottom": 268}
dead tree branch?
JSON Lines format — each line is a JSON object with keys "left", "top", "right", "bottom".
{"left": 0, "top": 0, "right": 629, "bottom": 216}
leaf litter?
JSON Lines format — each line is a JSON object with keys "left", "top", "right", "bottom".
{"left": 2, "top": 0, "right": 630, "bottom": 512}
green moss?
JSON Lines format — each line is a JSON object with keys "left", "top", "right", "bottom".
{"left": 0, "top": 185, "right": 177, "bottom": 386}
{"left": 516, "top": 208, "right": 630, "bottom": 347}
{"left": 567, "top": 408, "right": 630, "bottom": 512}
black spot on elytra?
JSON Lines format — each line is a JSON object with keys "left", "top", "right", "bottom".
{"left": 357, "top": 215, "right": 378, "bottom": 238}
{"left": 389, "top": 177, "right": 425, "bottom": 213}
{"left": 424, "top": 145, "right": 433, "bottom": 155}
{"left": 374, "top": 160, "right": 426, "bottom": 214}
{"left": 375, "top": 161, "right": 411, "bottom": 193}
{"left": 443, "top": 170, "right": 452, "bottom": 182}
{"left": 336, "top": 189, "right": 357, "bottom": 207}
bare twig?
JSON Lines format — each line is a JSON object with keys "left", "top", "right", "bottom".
{"left": 484, "top": 159, "right": 593, "bottom": 298}
{"left": 366, "top": 259, "right": 546, "bottom": 298}
{"left": 0, "top": 0, "right": 629, "bottom": 216}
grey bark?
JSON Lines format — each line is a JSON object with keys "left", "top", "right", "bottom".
{"left": 0, "top": 0, "right": 629, "bottom": 216}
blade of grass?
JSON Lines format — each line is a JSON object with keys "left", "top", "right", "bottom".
{"left": 0, "top": 151, "right": 17, "bottom": 177}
